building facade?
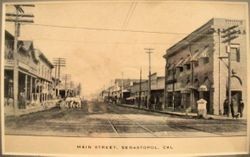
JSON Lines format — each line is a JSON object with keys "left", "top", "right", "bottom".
{"left": 128, "top": 73, "right": 165, "bottom": 110}
{"left": 163, "top": 18, "right": 247, "bottom": 116}
{"left": 102, "top": 79, "right": 141, "bottom": 104}
{"left": 4, "top": 31, "right": 54, "bottom": 115}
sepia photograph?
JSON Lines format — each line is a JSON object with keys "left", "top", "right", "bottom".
{"left": 1, "top": 0, "right": 249, "bottom": 156}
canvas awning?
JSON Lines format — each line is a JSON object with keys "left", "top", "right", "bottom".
{"left": 182, "top": 55, "right": 191, "bottom": 65}
{"left": 175, "top": 58, "right": 185, "bottom": 67}
{"left": 198, "top": 78, "right": 211, "bottom": 91}
{"left": 126, "top": 96, "right": 135, "bottom": 100}
{"left": 199, "top": 85, "right": 208, "bottom": 91}
{"left": 168, "top": 63, "right": 175, "bottom": 70}
{"left": 191, "top": 48, "right": 209, "bottom": 62}
{"left": 122, "top": 89, "right": 130, "bottom": 93}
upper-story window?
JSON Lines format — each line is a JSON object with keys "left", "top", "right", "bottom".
{"left": 42, "top": 65, "right": 44, "bottom": 77}
{"left": 167, "top": 69, "right": 172, "bottom": 75}
{"left": 179, "top": 67, "right": 184, "bottom": 72}
{"left": 194, "top": 61, "right": 199, "bottom": 67}
{"left": 231, "top": 47, "right": 240, "bottom": 62}
{"left": 48, "top": 69, "right": 51, "bottom": 79}
{"left": 201, "top": 45, "right": 210, "bottom": 64}
{"left": 203, "top": 57, "right": 209, "bottom": 64}
{"left": 185, "top": 64, "right": 191, "bottom": 70}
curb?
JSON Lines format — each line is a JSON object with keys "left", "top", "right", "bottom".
{"left": 117, "top": 104, "right": 241, "bottom": 120}
{"left": 117, "top": 104, "right": 196, "bottom": 119}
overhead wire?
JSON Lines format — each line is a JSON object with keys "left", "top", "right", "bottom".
{"left": 122, "top": 1, "right": 135, "bottom": 29}
{"left": 27, "top": 23, "right": 200, "bottom": 35}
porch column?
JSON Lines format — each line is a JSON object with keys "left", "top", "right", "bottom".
{"left": 13, "top": 69, "right": 19, "bottom": 113}
{"left": 40, "top": 80, "right": 43, "bottom": 102}
{"left": 24, "top": 74, "right": 28, "bottom": 107}
{"left": 34, "top": 78, "right": 37, "bottom": 101}
{"left": 30, "top": 77, "right": 33, "bottom": 102}
{"left": 190, "top": 90, "right": 195, "bottom": 112}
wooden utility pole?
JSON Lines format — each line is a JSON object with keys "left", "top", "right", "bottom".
{"left": 54, "top": 64, "right": 57, "bottom": 79}
{"left": 5, "top": 4, "right": 34, "bottom": 115}
{"left": 121, "top": 72, "right": 124, "bottom": 102}
{"left": 53, "top": 58, "right": 65, "bottom": 97}
{"left": 145, "top": 48, "right": 154, "bottom": 109}
{"left": 138, "top": 67, "right": 142, "bottom": 109}
{"left": 53, "top": 58, "right": 66, "bottom": 80}
{"left": 220, "top": 25, "right": 240, "bottom": 117}
{"left": 63, "top": 74, "right": 71, "bottom": 97}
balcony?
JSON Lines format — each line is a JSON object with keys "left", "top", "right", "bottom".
{"left": 4, "top": 59, "right": 14, "bottom": 67}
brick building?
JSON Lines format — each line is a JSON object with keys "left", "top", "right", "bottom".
{"left": 163, "top": 18, "right": 247, "bottom": 116}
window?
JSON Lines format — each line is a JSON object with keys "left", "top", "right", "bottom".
{"left": 42, "top": 66, "right": 44, "bottom": 77}
{"left": 203, "top": 57, "right": 209, "bottom": 64}
{"left": 168, "top": 70, "right": 172, "bottom": 75}
{"left": 194, "top": 62, "right": 199, "bottom": 67}
{"left": 179, "top": 67, "right": 183, "bottom": 72}
{"left": 204, "top": 45, "right": 209, "bottom": 49}
{"left": 231, "top": 47, "right": 240, "bottom": 62}
{"left": 186, "top": 64, "right": 191, "bottom": 70}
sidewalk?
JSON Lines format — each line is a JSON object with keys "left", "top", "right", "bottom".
{"left": 4, "top": 99, "right": 59, "bottom": 117}
{"left": 118, "top": 103, "right": 245, "bottom": 120}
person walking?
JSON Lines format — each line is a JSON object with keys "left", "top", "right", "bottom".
{"left": 238, "top": 99, "right": 244, "bottom": 118}
{"left": 231, "top": 98, "right": 239, "bottom": 119}
{"left": 18, "top": 90, "right": 26, "bottom": 109}
{"left": 223, "top": 98, "right": 229, "bottom": 116}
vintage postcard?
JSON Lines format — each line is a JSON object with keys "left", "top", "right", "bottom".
{"left": 1, "top": 0, "right": 249, "bottom": 156}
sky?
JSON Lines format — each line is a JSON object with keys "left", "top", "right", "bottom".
{"left": 4, "top": 1, "right": 247, "bottom": 99}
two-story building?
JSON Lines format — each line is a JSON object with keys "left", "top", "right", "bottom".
{"left": 163, "top": 18, "right": 247, "bottom": 116}
{"left": 4, "top": 31, "right": 54, "bottom": 115}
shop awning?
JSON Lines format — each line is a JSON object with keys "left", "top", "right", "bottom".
{"left": 199, "top": 85, "right": 208, "bottom": 91}
{"left": 168, "top": 63, "right": 175, "bottom": 70}
{"left": 191, "top": 51, "right": 202, "bottom": 62}
{"left": 175, "top": 58, "right": 185, "bottom": 67}
{"left": 198, "top": 78, "right": 211, "bottom": 91}
{"left": 181, "top": 88, "right": 191, "bottom": 93}
{"left": 126, "top": 96, "right": 135, "bottom": 100}
{"left": 182, "top": 55, "right": 191, "bottom": 65}
{"left": 191, "top": 48, "right": 209, "bottom": 62}
{"left": 122, "top": 89, "right": 130, "bottom": 93}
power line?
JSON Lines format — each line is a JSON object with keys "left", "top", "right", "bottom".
{"left": 26, "top": 23, "right": 245, "bottom": 35}
{"left": 122, "top": 1, "right": 137, "bottom": 29}
{"left": 122, "top": 1, "right": 135, "bottom": 29}
{"left": 28, "top": 23, "right": 195, "bottom": 35}
{"left": 6, "top": 38, "right": 228, "bottom": 45}
{"left": 125, "top": 1, "right": 137, "bottom": 28}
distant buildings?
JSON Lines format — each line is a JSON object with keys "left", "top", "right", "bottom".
{"left": 163, "top": 18, "right": 246, "bottom": 116}
{"left": 100, "top": 79, "right": 141, "bottom": 104}
{"left": 129, "top": 73, "right": 164, "bottom": 109}
{"left": 102, "top": 73, "right": 165, "bottom": 110}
